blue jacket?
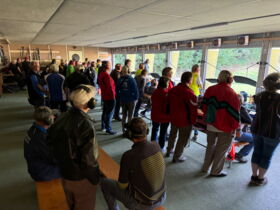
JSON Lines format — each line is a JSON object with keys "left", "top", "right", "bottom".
{"left": 117, "top": 75, "right": 139, "bottom": 103}
{"left": 24, "top": 123, "right": 60, "bottom": 181}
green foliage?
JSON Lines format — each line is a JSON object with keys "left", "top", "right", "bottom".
{"left": 114, "top": 54, "right": 126, "bottom": 66}
{"left": 176, "top": 50, "right": 202, "bottom": 78}
{"left": 153, "top": 53, "right": 167, "bottom": 74}
{"left": 135, "top": 54, "right": 143, "bottom": 70}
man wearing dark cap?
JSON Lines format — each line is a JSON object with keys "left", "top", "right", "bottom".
{"left": 101, "top": 118, "right": 166, "bottom": 210}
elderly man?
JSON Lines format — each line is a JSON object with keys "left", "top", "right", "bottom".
{"left": 24, "top": 106, "right": 60, "bottom": 181}
{"left": 48, "top": 85, "right": 99, "bottom": 210}
{"left": 26, "top": 61, "right": 47, "bottom": 107}
{"left": 45, "top": 64, "right": 67, "bottom": 112}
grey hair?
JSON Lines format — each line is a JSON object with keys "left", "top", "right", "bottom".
{"left": 33, "top": 106, "right": 53, "bottom": 124}
{"left": 50, "top": 64, "right": 59, "bottom": 73}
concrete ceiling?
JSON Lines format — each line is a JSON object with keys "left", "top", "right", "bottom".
{"left": 1, "top": 0, "right": 280, "bottom": 47}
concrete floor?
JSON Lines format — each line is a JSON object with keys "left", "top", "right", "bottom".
{"left": 1, "top": 91, "right": 280, "bottom": 210}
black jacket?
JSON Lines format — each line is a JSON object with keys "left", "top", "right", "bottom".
{"left": 24, "top": 124, "right": 60, "bottom": 181}
{"left": 240, "top": 106, "right": 252, "bottom": 124}
{"left": 66, "top": 71, "right": 90, "bottom": 91}
{"left": 251, "top": 91, "right": 280, "bottom": 140}
{"left": 48, "top": 108, "right": 100, "bottom": 184}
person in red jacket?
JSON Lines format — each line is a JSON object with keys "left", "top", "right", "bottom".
{"left": 162, "top": 67, "right": 175, "bottom": 91}
{"left": 98, "top": 61, "right": 117, "bottom": 135}
{"left": 166, "top": 72, "right": 198, "bottom": 163}
{"left": 151, "top": 76, "right": 170, "bottom": 149}
{"left": 202, "top": 70, "right": 240, "bottom": 177}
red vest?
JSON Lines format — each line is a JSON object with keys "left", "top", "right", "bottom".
{"left": 98, "top": 71, "right": 116, "bottom": 100}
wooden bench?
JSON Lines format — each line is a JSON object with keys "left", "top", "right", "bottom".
{"left": 36, "top": 147, "right": 166, "bottom": 210}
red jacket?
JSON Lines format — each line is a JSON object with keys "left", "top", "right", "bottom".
{"left": 168, "top": 83, "right": 197, "bottom": 127}
{"left": 98, "top": 71, "right": 116, "bottom": 100}
{"left": 151, "top": 88, "right": 170, "bottom": 123}
{"left": 167, "top": 80, "right": 174, "bottom": 91}
{"left": 202, "top": 83, "right": 240, "bottom": 133}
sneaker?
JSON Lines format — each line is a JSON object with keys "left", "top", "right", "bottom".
{"left": 256, "top": 177, "right": 268, "bottom": 186}
{"left": 172, "top": 156, "right": 187, "bottom": 163}
{"left": 191, "top": 135, "right": 198, "bottom": 142}
{"left": 106, "top": 130, "right": 117, "bottom": 135}
{"left": 249, "top": 175, "right": 259, "bottom": 185}
{"left": 235, "top": 154, "right": 248, "bottom": 163}
{"left": 210, "top": 171, "right": 228, "bottom": 177}
{"left": 100, "top": 128, "right": 106, "bottom": 132}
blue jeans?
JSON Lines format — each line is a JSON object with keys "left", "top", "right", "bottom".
{"left": 251, "top": 135, "right": 280, "bottom": 169}
{"left": 235, "top": 132, "right": 254, "bottom": 157}
{"left": 151, "top": 122, "right": 169, "bottom": 149}
{"left": 102, "top": 99, "right": 116, "bottom": 131}
{"left": 101, "top": 178, "right": 166, "bottom": 210}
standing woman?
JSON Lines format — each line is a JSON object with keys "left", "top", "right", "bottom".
{"left": 151, "top": 77, "right": 170, "bottom": 150}
{"left": 98, "top": 61, "right": 117, "bottom": 135}
{"left": 250, "top": 72, "right": 280, "bottom": 186}
{"left": 116, "top": 68, "right": 139, "bottom": 134}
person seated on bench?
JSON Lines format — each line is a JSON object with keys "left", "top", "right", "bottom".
{"left": 48, "top": 85, "right": 100, "bottom": 210}
{"left": 26, "top": 61, "right": 48, "bottom": 107}
{"left": 101, "top": 118, "right": 166, "bottom": 210}
{"left": 9, "top": 59, "right": 26, "bottom": 90}
{"left": 24, "top": 106, "right": 60, "bottom": 181}
{"left": 234, "top": 94, "right": 253, "bottom": 163}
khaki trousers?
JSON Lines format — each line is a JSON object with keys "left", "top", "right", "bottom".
{"left": 167, "top": 124, "right": 193, "bottom": 160}
{"left": 62, "top": 179, "right": 97, "bottom": 210}
{"left": 202, "top": 131, "right": 233, "bottom": 175}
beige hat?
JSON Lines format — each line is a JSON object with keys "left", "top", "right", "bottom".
{"left": 69, "top": 85, "right": 96, "bottom": 108}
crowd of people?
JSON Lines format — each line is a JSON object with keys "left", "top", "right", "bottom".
{"left": 20, "top": 55, "right": 280, "bottom": 210}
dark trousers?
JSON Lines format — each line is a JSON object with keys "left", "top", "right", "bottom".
{"left": 101, "top": 99, "right": 116, "bottom": 131}
{"left": 121, "top": 101, "right": 135, "bottom": 132}
{"left": 151, "top": 122, "right": 169, "bottom": 149}
{"left": 251, "top": 135, "right": 280, "bottom": 169}
{"left": 101, "top": 178, "right": 166, "bottom": 210}
{"left": 114, "top": 95, "right": 121, "bottom": 119}
{"left": 134, "top": 98, "right": 143, "bottom": 117}
{"left": 62, "top": 178, "right": 97, "bottom": 210}
{"left": 50, "top": 100, "right": 67, "bottom": 112}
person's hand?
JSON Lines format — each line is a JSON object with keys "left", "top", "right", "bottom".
{"left": 197, "top": 109, "right": 204, "bottom": 115}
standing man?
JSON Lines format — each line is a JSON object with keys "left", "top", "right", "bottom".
{"left": 162, "top": 67, "right": 175, "bottom": 91}
{"left": 110, "top": 63, "right": 122, "bottom": 121}
{"left": 202, "top": 70, "right": 240, "bottom": 177}
{"left": 134, "top": 69, "right": 148, "bottom": 117}
{"left": 101, "top": 118, "right": 166, "bottom": 210}
{"left": 166, "top": 72, "right": 198, "bottom": 162}
{"left": 48, "top": 85, "right": 99, "bottom": 210}
{"left": 45, "top": 64, "right": 67, "bottom": 112}
{"left": 122, "top": 59, "right": 132, "bottom": 74}
{"left": 144, "top": 59, "right": 150, "bottom": 72}
{"left": 98, "top": 61, "right": 117, "bottom": 135}
{"left": 26, "top": 61, "right": 47, "bottom": 107}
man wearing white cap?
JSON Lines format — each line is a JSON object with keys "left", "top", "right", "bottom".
{"left": 49, "top": 84, "right": 99, "bottom": 210}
